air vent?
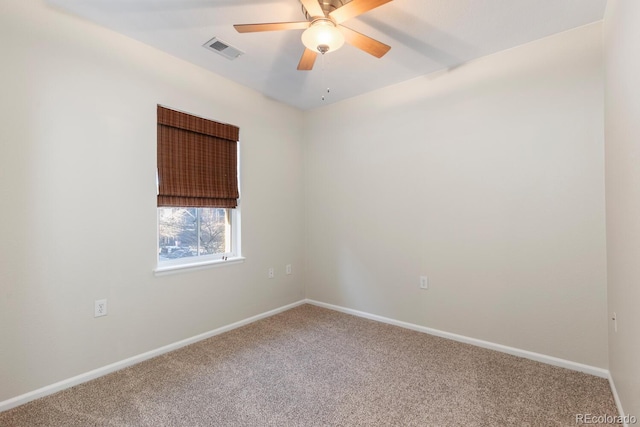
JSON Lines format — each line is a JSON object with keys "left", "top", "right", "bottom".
{"left": 203, "top": 37, "right": 244, "bottom": 60}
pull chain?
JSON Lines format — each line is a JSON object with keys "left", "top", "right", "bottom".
{"left": 321, "top": 53, "right": 330, "bottom": 101}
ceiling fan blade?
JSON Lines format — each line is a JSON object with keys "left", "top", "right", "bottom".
{"left": 234, "top": 21, "right": 309, "bottom": 33}
{"left": 339, "top": 25, "right": 391, "bottom": 58}
{"left": 330, "top": 0, "right": 393, "bottom": 24}
{"left": 297, "top": 49, "right": 318, "bottom": 70}
{"left": 300, "top": 0, "right": 326, "bottom": 17}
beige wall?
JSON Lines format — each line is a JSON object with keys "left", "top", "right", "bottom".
{"left": 304, "top": 23, "right": 608, "bottom": 368}
{"left": 604, "top": 0, "right": 640, "bottom": 418}
{"left": 0, "top": 1, "right": 305, "bottom": 401}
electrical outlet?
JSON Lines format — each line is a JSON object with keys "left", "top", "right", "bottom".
{"left": 419, "top": 276, "right": 429, "bottom": 290}
{"left": 268, "top": 268, "right": 274, "bottom": 279}
{"left": 94, "top": 299, "right": 107, "bottom": 317}
{"left": 286, "top": 264, "right": 292, "bottom": 275}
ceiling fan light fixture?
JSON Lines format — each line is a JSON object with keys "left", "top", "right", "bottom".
{"left": 301, "top": 18, "right": 344, "bottom": 54}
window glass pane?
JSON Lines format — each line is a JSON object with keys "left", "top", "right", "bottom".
{"left": 158, "top": 208, "right": 197, "bottom": 261}
{"left": 158, "top": 207, "right": 231, "bottom": 263}
{"left": 199, "top": 208, "right": 228, "bottom": 255}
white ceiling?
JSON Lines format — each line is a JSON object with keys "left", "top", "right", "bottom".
{"left": 47, "top": 0, "right": 607, "bottom": 110}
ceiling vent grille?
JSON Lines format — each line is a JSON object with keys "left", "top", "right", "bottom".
{"left": 203, "top": 37, "right": 244, "bottom": 60}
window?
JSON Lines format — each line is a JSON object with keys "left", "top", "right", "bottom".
{"left": 156, "top": 106, "right": 241, "bottom": 271}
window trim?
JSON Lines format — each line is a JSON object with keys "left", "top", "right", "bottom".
{"left": 154, "top": 255, "right": 246, "bottom": 276}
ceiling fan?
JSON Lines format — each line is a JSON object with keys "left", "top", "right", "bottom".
{"left": 234, "top": 0, "right": 392, "bottom": 70}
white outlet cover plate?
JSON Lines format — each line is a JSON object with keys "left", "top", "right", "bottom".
{"left": 95, "top": 299, "right": 107, "bottom": 317}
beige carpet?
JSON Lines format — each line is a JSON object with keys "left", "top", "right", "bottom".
{"left": 0, "top": 304, "right": 618, "bottom": 426}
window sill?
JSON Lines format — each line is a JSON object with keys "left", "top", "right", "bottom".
{"left": 154, "top": 256, "right": 245, "bottom": 276}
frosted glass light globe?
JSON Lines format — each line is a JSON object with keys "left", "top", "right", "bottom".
{"left": 301, "top": 19, "right": 345, "bottom": 54}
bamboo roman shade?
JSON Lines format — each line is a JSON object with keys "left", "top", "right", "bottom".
{"left": 157, "top": 106, "right": 239, "bottom": 208}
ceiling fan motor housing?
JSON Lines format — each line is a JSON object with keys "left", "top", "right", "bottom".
{"left": 302, "top": 0, "right": 348, "bottom": 19}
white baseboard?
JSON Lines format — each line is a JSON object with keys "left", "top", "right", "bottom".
{"left": 305, "top": 299, "right": 609, "bottom": 378}
{"left": 1, "top": 298, "right": 621, "bottom": 418}
{"left": 0, "top": 299, "right": 306, "bottom": 413}
{"left": 608, "top": 372, "right": 629, "bottom": 427}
